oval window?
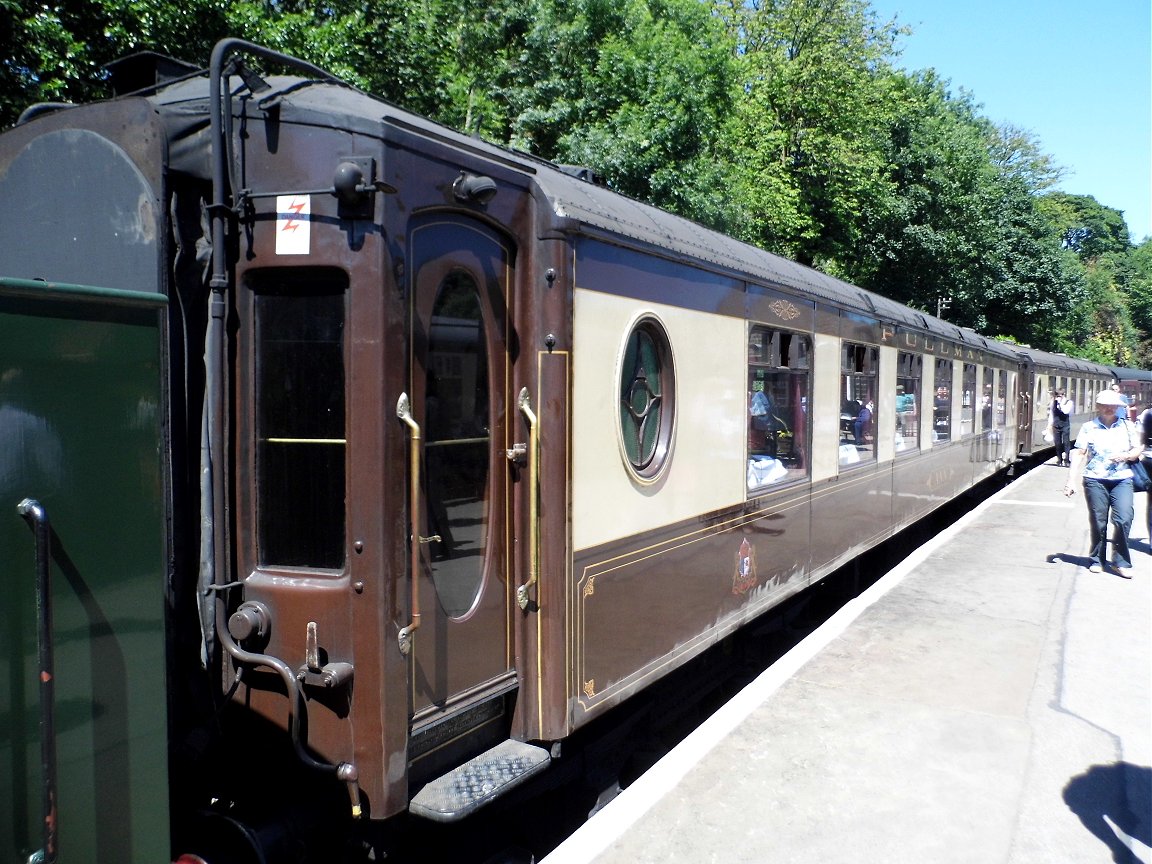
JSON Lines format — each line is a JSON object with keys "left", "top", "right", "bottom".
{"left": 619, "top": 317, "right": 675, "bottom": 479}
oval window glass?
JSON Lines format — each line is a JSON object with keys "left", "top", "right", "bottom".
{"left": 619, "top": 318, "right": 674, "bottom": 479}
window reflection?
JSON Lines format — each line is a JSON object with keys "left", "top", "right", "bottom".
{"left": 960, "top": 363, "right": 976, "bottom": 436}
{"left": 933, "top": 358, "right": 953, "bottom": 442}
{"left": 425, "top": 272, "right": 489, "bottom": 618}
{"left": 981, "top": 367, "right": 995, "bottom": 432}
{"left": 619, "top": 322, "right": 671, "bottom": 475}
{"left": 839, "top": 342, "right": 878, "bottom": 467}
{"left": 896, "top": 351, "right": 921, "bottom": 453}
{"left": 747, "top": 326, "right": 809, "bottom": 491}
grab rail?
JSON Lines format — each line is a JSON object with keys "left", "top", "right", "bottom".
{"left": 515, "top": 388, "right": 540, "bottom": 611}
{"left": 397, "top": 393, "right": 439, "bottom": 655}
{"left": 17, "top": 498, "right": 58, "bottom": 864}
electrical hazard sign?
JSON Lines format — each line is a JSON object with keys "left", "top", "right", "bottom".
{"left": 276, "top": 195, "right": 310, "bottom": 255}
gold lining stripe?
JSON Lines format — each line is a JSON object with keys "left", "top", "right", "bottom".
{"left": 265, "top": 437, "right": 346, "bottom": 444}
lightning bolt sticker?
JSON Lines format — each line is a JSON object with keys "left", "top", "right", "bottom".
{"left": 276, "top": 195, "right": 311, "bottom": 255}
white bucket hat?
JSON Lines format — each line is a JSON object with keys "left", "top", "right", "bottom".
{"left": 1094, "top": 390, "right": 1127, "bottom": 407}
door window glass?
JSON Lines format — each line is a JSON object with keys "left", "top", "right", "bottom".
{"left": 425, "top": 271, "right": 490, "bottom": 618}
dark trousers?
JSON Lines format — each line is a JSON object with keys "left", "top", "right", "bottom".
{"left": 1083, "top": 477, "right": 1134, "bottom": 569}
{"left": 1052, "top": 421, "right": 1071, "bottom": 464}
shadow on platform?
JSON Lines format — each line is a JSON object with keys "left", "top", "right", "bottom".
{"left": 1063, "top": 762, "right": 1152, "bottom": 864}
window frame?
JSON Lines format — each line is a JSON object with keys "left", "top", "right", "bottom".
{"left": 933, "top": 358, "right": 954, "bottom": 443}
{"left": 246, "top": 266, "right": 349, "bottom": 573}
{"left": 838, "top": 341, "right": 879, "bottom": 468}
{"left": 896, "top": 350, "right": 923, "bottom": 455}
{"left": 746, "top": 324, "right": 812, "bottom": 493}
{"left": 617, "top": 314, "right": 676, "bottom": 482}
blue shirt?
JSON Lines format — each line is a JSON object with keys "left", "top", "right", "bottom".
{"left": 1074, "top": 416, "right": 1138, "bottom": 480}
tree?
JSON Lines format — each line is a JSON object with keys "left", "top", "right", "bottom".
{"left": 0, "top": 0, "right": 234, "bottom": 127}
{"left": 1038, "top": 192, "right": 1132, "bottom": 261}
{"left": 713, "top": 0, "right": 906, "bottom": 264}
{"left": 490, "top": 0, "right": 739, "bottom": 229}
{"left": 1128, "top": 239, "right": 1152, "bottom": 365}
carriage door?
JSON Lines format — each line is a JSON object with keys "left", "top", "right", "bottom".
{"left": 405, "top": 217, "right": 516, "bottom": 740}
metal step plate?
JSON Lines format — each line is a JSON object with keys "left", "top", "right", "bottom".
{"left": 409, "top": 739, "right": 551, "bottom": 822}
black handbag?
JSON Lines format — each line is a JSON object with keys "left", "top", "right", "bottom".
{"left": 1133, "top": 457, "right": 1152, "bottom": 493}
{"left": 1126, "top": 421, "right": 1151, "bottom": 492}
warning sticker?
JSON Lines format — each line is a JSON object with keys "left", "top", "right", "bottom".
{"left": 276, "top": 195, "right": 310, "bottom": 255}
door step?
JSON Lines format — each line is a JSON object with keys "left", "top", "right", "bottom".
{"left": 409, "top": 739, "right": 551, "bottom": 822}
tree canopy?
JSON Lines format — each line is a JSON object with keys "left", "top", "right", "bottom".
{"left": 1, "top": 0, "right": 1147, "bottom": 365}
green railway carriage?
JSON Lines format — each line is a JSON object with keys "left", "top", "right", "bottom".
{"left": 0, "top": 287, "right": 168, "bottom": 863}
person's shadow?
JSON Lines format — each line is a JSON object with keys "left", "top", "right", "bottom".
{"left": 1047, "top": 552, "right": 1095, "bottom": 567}
{"left": 1064, "top": 763, "right": 1151, "bottom": 863}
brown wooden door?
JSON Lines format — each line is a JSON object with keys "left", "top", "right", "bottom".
{"left": 406, "top": 217, "right": 516, "bottom": 725}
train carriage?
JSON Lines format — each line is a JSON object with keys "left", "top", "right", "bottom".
{"left": 0, "top": 40, "right": 1138, "bottom": 863}
{"left": 1016, "top": 347, "right": 1114, "bottom": 454}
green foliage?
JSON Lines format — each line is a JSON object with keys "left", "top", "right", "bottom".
{"left": 0, "top": 0, "right": 1146, "bottom": 366}
{"left": 1128, "top": 240, "right": 1152, "bottom": 365}
{"left": 1038, "top": 192, "right": 1132, "bottom": 260}
{"left": 715, "top": 0, "right": 905, "bottom": 263}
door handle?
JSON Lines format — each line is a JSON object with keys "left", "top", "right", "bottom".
{"left": 515, "top": 387, "right": 539, "bottom": 611}
{"left": 396, "top": 393, "right": 424, "bottom": 655}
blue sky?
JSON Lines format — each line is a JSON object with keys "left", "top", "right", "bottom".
{"left": 869, "top": 0, "right": 1152, "bottom": 243}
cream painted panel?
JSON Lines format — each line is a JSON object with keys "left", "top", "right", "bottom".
{"left": 877, "top": 345, "right": 897, "bottom": 463}
{"left": 920, "top": 364, "right": 934, "bottom": 448}
{"left": 811, "top": 333, "right": 840, "bottom": 482}
{"left": 572, "top": 289, "right": 746, "bottom": 551}
{"left": 951, "top": 362, "right": 963, "bottom": 434}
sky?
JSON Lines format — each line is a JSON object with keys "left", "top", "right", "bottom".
{"left": 869, "top": 0, "right": 1152, "bottom": 243}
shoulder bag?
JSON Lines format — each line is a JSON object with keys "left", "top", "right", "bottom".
{"left": 1126, "top": 421, "right": 1151, "bottom": 492}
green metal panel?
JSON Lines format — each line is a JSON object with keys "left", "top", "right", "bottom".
{"left": 0, "top": 280, "right": 169, "bottom": 863}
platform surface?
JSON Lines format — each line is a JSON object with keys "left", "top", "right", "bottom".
{"left": 543, "top": 462, "right": 1151, "bottom": 864}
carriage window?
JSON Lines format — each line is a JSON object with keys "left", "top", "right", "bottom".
{"left": 960, "top": 363, "right": 977, "bottom": 436}
{"left": 933, "top": 358, "right": 953, "bottom": 442}
{"left": 896, "top": 351, "right": 921, "bottom": 453}
{"left": 997, "top": 370, "right": 1009, "bottom": 428}
{"left": 980, "top": 367, "right": 995, "bottom": 431}
{"left": 837, "top": 343, "right": 878, "bottom": 467}
{"left": 619, "top": 317, "right": 675, "bottom": 480}
{"left": 253, "top": 270, "right": 347, "bottom": 569}
{"left": 747, "top": 326, "right": 810, "bottom": 490}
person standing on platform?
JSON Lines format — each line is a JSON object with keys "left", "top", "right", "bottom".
{"left": 1049, "top": 389, "right": 1075, "bottom": 466}
{"left": 1063, "top": 390, "right": 1145, "bottom": 577}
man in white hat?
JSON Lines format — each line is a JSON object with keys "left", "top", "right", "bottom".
{"left": 1063, "top": 389, "right": 1145, "bottom": 577}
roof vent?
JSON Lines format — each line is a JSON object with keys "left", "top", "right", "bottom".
{"left": 556, "top": 165, "right": 606, "bottom": 186}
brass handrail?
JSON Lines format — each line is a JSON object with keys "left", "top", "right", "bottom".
{"left": 516, "top": 387, "right": 539, "bottom": 611}
{"left": 396, "top": 393, "right": 434, "bottom": 655}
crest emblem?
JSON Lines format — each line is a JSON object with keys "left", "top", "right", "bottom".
{"left": 732, "top": 536, "right": 758, "bottom": 595}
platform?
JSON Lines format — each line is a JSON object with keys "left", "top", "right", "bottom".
{"left": 542, "top": 462, "right": 1151, "bottom": 864}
